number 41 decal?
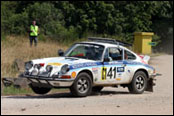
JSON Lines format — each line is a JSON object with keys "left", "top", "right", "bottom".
{"left": 101, "top": 67, "right": 117, "bottom": 80}
{"left": 107, "top": 67, "right": 116, "bottom": 79}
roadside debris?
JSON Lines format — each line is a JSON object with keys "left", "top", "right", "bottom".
{"left": 2, "top": 77, "right": 30, "bottom": 88}
{"left": 20, "top": 108, "right": 26, "bottom": 111}
{"left": 2, "top": 59, "right": 29, "bottom": 89}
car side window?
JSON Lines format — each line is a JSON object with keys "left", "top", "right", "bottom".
{"left": 124, "top": 50, "right": 136, "bottom": 60}
{"left": 104, "top": 48, "right": 109, "bottom": 59}
{"left": 104, "top": 47, "right": 122, "bottom": 61}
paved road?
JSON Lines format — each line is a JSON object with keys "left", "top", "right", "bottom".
{"left": 1, "top": 55, "right": 173, "bottom": 115}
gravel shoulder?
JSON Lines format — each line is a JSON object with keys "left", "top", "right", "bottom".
{"left": 1, "top": 55, "right": 173, "bottom": 115}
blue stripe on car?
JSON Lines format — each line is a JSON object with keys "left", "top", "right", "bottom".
{"left": 69, "top": 60, "right": 154, "bottom": 70}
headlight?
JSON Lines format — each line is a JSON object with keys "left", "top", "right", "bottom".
{"left": 34, "top": 64, "right": 41, "bottom": 69}
{"left": 61, "top": 64, "right": 69, "bottom": 74}
{"left": 46, "top": 65, "right": 53, "bottom": 72}
{"left": 25, "top": 61, "right": 33, "bottom": 70}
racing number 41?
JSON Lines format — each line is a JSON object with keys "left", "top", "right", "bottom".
{"left": 107, "top": 67, "right": 116, "bottom": 79}
{"left": 102, "top": 67, "right": 116, "bottom": 80}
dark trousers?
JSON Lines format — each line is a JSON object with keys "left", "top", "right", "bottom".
{"left": 29, "top": 36, "right": 37, "bottom": 47}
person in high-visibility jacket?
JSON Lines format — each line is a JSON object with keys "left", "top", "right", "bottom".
{"left": 29, "top": 20, "right": 39, "bottom": 47}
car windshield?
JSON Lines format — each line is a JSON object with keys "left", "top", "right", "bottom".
{"left": 64, "top": 43, "right": 105, "bottom": 60}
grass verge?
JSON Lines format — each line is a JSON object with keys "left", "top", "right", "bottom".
{"left": 1, "top": 85, "right": 69, "bottom": 96}
{"left": 2, "top": 85, "right": 33, "bottom": 96}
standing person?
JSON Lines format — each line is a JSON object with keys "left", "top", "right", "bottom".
{"left": 29, "top": 20, "right": 39, "bottom": 47}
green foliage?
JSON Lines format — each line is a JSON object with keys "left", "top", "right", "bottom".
{"left": 1, "top": 32, "right": 6, "bottom": 41}
{"left": 26, "top": 2, "right": 64, "bottom": 35}
{"left": 38, "top": 33, "right": 47, "bottom": 42}
{"left": 1, "top": 1, "right": 173, "bottom": 44}
{"left": 152, "top": 34, "right": 161, "bottom": 46}
{"left": 2, "top": 85, "right": 33, "bottom": 95}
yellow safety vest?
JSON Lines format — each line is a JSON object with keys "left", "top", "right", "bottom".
{"left": 30, "top": 25, "right": 38, "bottom": 36}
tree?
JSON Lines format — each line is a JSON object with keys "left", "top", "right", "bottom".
{"left": 1, "top": 1, "right": 173, "bottom": 44}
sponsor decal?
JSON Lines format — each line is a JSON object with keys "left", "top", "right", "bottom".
{"left": 92, "top": 67, "right": 98, "bottom": 74}
{"left": 117, "top": 67, "right": 124, "bottom": 72}
{"left": 117, "top": 73, "right": 122, "bottom": 78}
{"left": 104, "top": 61, "right": 122, "bottom": 65}
{"left": 47, "top": 62, "right": 62, "bottom": 66}
{"left": 70, "top": 62, "right": 102, "bottom": 69}
{"left": 125, "top": 61, "right": 154, "bottom": 69}
{"left": 101, "top": 67, "right": 107, "bottom": 80}
{"left": 71, "top": 72, "right": 76, "bottom": 78}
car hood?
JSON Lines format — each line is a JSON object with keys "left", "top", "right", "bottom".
{"left": 29, "top": 57, "right": 98, "bottom": 77}
{"left": 32, "top": 57, "right": 96, "bottom": 67}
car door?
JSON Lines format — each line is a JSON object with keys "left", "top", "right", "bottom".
{"left": 101, "top": 47, "right": 126, "bottom": 84}
{"left": 122, "top": 49, "right": 138, "bottom": 83}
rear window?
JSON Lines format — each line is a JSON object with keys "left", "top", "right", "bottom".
{"left": 124, "top": 50, "right": 136, "bottom": 60}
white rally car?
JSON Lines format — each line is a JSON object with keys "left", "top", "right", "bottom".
{"left": 21, "top": 37, "right": 159, "bottom": 97}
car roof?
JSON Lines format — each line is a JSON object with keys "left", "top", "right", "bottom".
{"left": 78, "top": 41, "right": 138, "bottom": 56}
{"left": 79, "top": 41, "right": 126, "bottom": 49}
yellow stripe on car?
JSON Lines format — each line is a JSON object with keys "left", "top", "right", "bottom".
{"left": 47, "top": 63, "right": 62, "bottom": 66}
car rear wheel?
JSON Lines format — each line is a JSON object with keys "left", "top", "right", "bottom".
{"left": 70, "top": 72, "right": 92, "bottom": 97}
{"left": 128, "top": 71, "right": 147, "bottom": 94}
{"left": 30, "top": 84, "right": 51, "bottom": 95}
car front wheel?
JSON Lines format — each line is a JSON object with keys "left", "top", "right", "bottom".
{"left": 70, "top": 72, "right": 92, "bottom": 97}
{"left": 128, "top": 71, "right": 147, "bottom": 94}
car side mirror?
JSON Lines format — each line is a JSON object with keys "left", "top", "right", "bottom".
{"left": 58, "top": 49, "right": 64, "bottom": 56}
{"left": 103, "top": 57, "right": 110, "bottom": 62}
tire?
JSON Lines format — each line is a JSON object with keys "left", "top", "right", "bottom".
{"left": 128, "top": 71, "right": 147, "bottom": 94}
{"left": 70, "top": 72, "right": 92, "bottom": 97}
{"left": 30, "top": 84, "right": 51, "bottom": 95}
{"left": 92, "top": 86, "right": 103, "bottom": 92}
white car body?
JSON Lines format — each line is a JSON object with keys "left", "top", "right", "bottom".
{"left": 22, "top": 39, "right": 158, "bottom": 96}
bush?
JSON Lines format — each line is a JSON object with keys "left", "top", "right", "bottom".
{"left": 26, "top": 2, "right": 64, "bottom": 35}
{"left": 152, "top": 34, "right": 161, "bottom": 46}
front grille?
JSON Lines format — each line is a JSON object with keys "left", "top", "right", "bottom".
{"left": 31, "top": 70, "right": 38, "bottom": 76}
{"left": 24, "top": 70, "right": 50, "bottom": 78}
{"left": 38, "top": 71, "right": 50, "bottom": 77}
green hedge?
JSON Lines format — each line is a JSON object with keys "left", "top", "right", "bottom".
{"left": 1, "top": 1, "right": 173, "bottom": 44}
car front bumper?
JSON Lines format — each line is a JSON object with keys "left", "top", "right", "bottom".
{"left": 21, "top": 74, "right": 74, "bottom": 88}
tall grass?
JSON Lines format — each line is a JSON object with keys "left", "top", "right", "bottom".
{"left": 1, "top": 34, "right": 129, "bottom": 78}
{"left": 2, "top": 85, "right": 33, "bottom": 95}
{"left": 1, "top": 35, "right": 68, "bottom": 77}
